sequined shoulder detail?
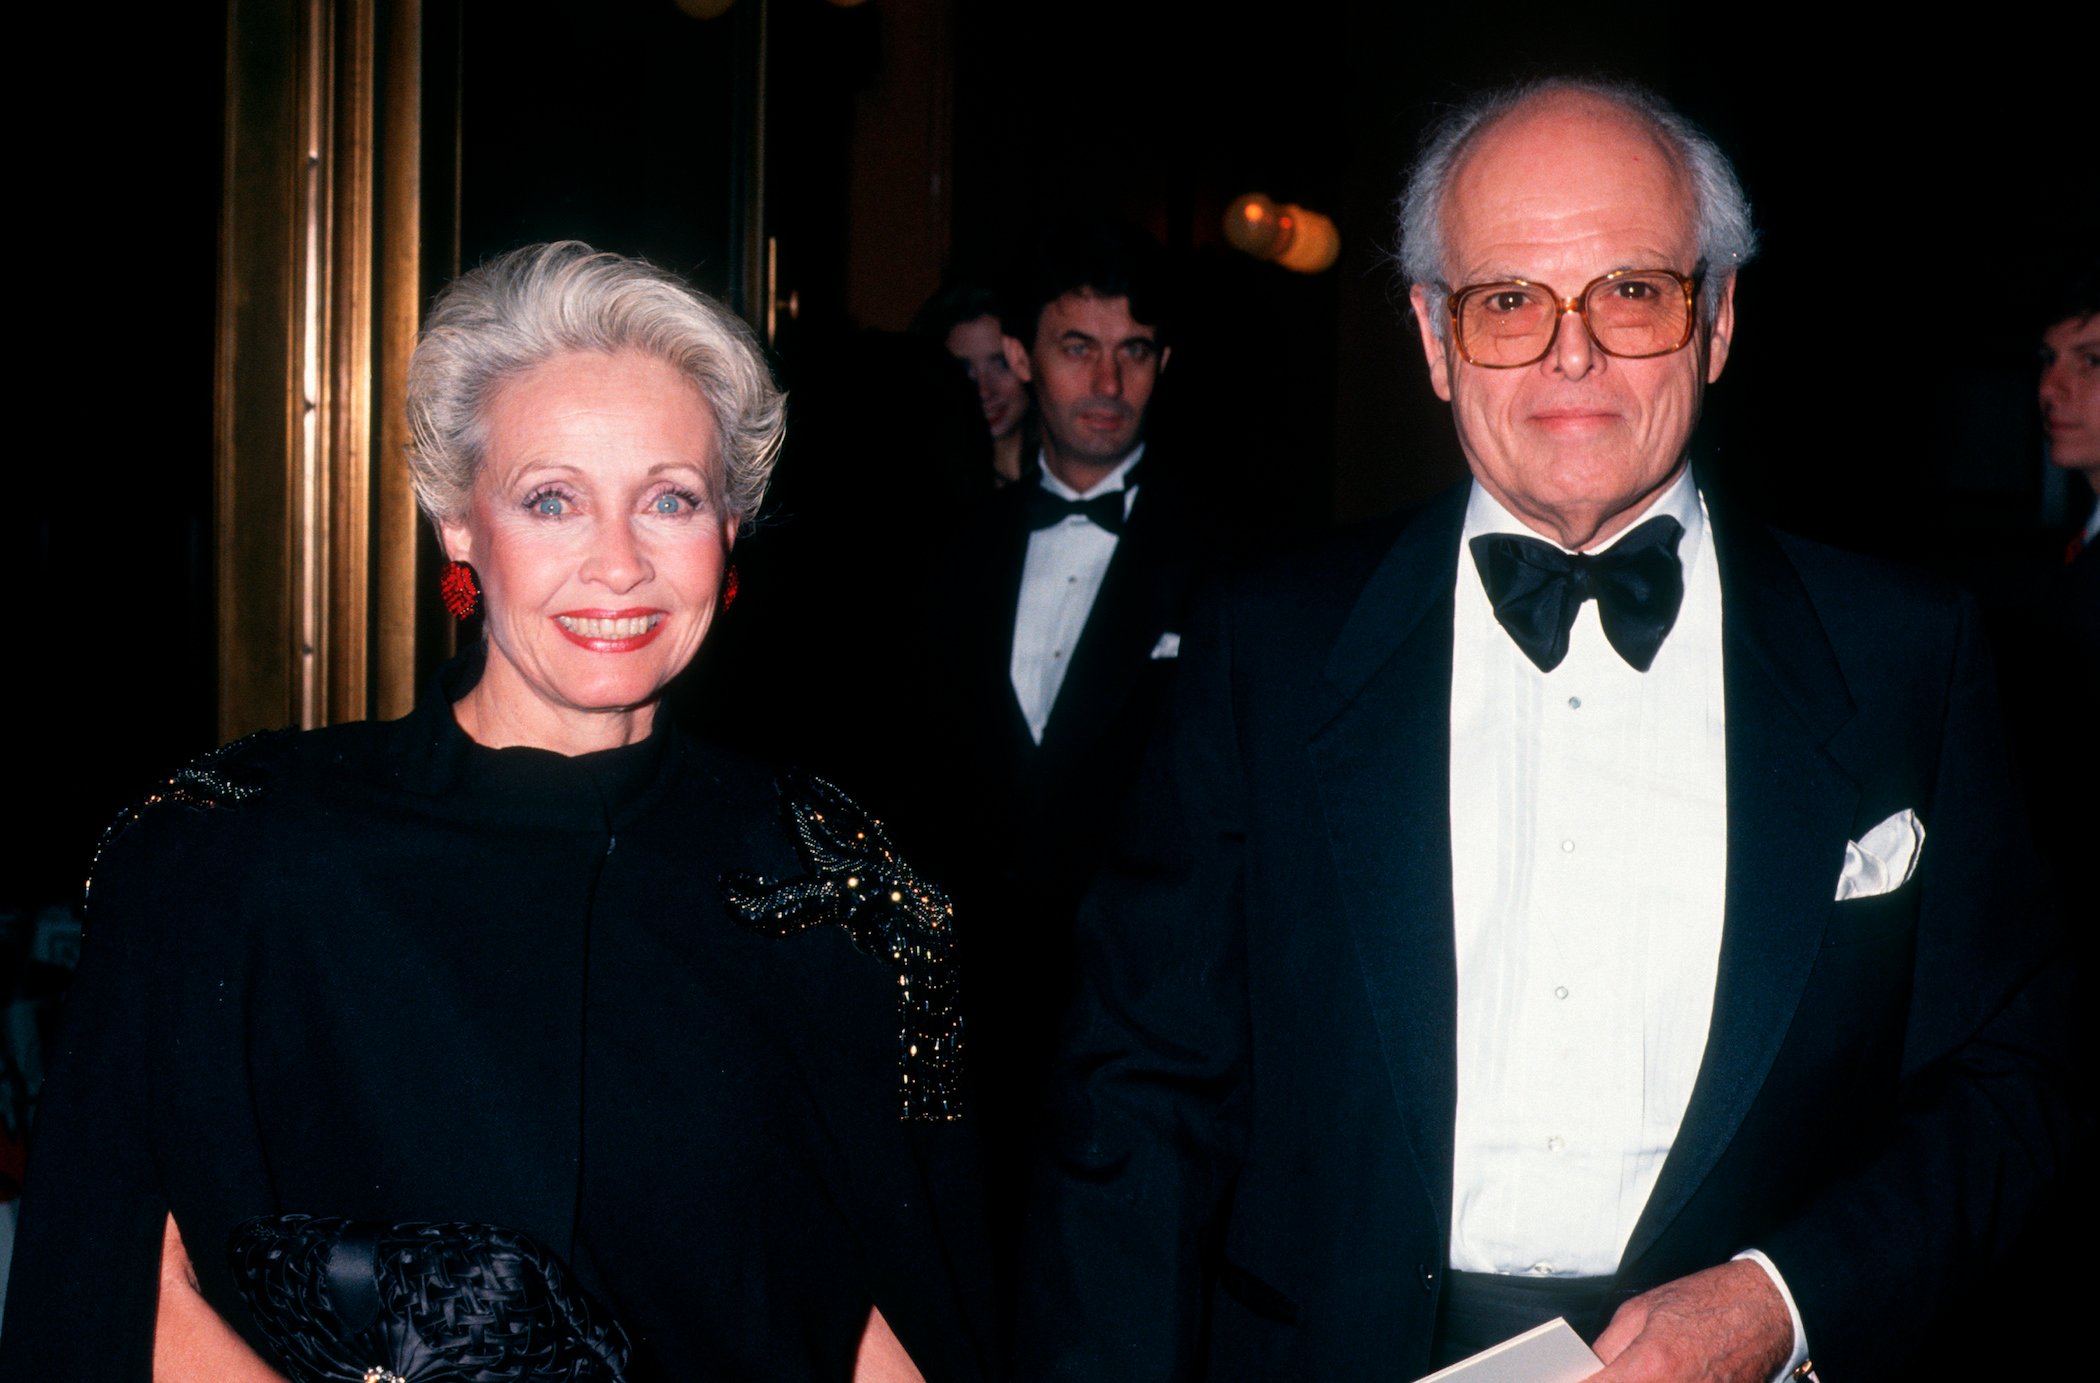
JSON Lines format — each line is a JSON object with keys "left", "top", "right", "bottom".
{"left": 721, "top": 771, "right": 963, "bottom": 1122}
{"left": 87, "top": 730, "right": 287, "bottom": 910}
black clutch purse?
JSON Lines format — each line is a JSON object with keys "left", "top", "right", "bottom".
{"left": 226, "top": 1216, "right": 631, "bottom": 1383}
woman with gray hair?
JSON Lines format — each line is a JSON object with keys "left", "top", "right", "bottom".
{"left": 1, "top": 243, "right": 990, "bottom": 1383}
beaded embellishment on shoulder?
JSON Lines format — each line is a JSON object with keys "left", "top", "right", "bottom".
{"left": 721, "top": 771, "right": 964, "bottom": 1122}
{"left": 86, "top": 730, "right": 285, "bottom": 910}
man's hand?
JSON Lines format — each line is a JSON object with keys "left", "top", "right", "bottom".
{"left": 1588, "top": 1259, "right": 1793, "bottom": 1383}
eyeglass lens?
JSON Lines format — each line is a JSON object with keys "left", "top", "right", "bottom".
{"left": 1457, "top": 272, "right": 1691, "bottom": 366}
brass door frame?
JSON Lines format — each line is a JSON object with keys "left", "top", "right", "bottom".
{"left": 216, "top": 0, "right": 426, "bottom": 739}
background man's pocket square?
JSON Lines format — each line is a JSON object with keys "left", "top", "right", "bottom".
{"left": 1149, "top": 632, "right": 1181, "bottom": 660}
{"left": 1835, "top": 809, "right": 1926, "bottom": 901}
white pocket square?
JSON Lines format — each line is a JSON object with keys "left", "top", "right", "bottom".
{"left": 1149, "top": 632, "right": 1181, "bottom": 660}
{"left": 1835, "top": 809, "right": 1926, "bottom": 901}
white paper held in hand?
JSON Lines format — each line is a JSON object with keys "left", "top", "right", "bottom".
{"left": 1412, "top": 1316, "right": 1601, "bottom": 1383}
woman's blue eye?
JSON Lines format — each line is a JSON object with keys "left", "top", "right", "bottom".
{"left": 531, "top": 493, "right": 567, "bottom": 516}
{"left": 653, "top": 489, "right": 706, "bottom": 515}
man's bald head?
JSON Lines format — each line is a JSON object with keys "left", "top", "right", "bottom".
{"left": 1398, "top": 78, "right": 1756, "bottom": 332}
{"left": 1400, "top": 80, "right": 1747, "bottom": 550}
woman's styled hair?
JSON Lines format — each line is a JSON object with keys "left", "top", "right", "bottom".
{"left": 405, "top": 241, "right": 786, "bottom": 529}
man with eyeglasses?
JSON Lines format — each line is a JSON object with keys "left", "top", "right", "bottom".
{"left": 1018, "top": 78, "right": 2067, "bottom": 1383}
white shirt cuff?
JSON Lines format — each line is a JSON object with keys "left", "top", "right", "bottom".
{"left": 1734, "top": 1249, "right": 1811, "bottom": 1381}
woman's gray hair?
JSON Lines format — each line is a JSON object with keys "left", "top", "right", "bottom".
{"left": 406, "top": 241, "right": 785, "bottom": 529}
{"left": 1397, "top": 77, "right": 1758, "bottom": 337}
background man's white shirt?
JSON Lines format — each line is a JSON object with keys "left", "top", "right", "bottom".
{"left": 1010, "top": 447, "right": 1144, "bottom": 742}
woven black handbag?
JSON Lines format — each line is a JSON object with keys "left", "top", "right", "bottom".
{"left": 226, "top": 1216, "right": 631, "bottom": 1383}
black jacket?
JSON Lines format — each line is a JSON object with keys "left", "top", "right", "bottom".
{"left": 1018, "top": 480, "right": 2072, "bottom": 1381}
{"left": 2, "top": 663, "right": 994, "bottom": 1382}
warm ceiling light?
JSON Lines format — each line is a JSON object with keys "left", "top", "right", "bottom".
{"left": 1274, "top": 206, "right": 1340, "bottom": 273}
{"left": 1223, "top": 193, "right": 1287, "bottom": 260}
{"left": 1223, "top": 192, "right": 1340, "bottom": 274}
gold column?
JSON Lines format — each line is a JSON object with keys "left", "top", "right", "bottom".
{"left": 217, "top": 0, "right": 425, "bottom": 740}
{"left": 372, "top": 0, "right": 425, "bottom": 721}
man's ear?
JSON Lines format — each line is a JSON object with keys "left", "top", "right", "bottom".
{"left": 1158, "top": 345, "right": 1172, "bottom": 375}
{"left": 1703, "top": 272, "right": 1738, "bottom": 385}
{"left": 1408, "top": 283, "right": 1454, "bottom": 402}
{"left": 1001, "top": 334, "right": 1034, "bottom": 384}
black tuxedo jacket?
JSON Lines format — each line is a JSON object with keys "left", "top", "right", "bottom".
{"left": 906, "top": 466, "right": 1217, "bottom": 1229}
{"left": 919, "top": 469, "right": 1213, "bottom": 914}
{"left": 1018, "top": 481, "right": 2071, "bottom": 1382}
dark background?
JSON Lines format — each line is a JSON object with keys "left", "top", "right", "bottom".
{"left": 14, "top": 0, "right": 2095, "bottom": 910}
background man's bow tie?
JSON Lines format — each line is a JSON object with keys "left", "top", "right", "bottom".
{"left": 1026, "top": 486, "right": 1131, "bottom": 534}
{"left": 1469, "top": 514, "right": 1686, "bottom": 672}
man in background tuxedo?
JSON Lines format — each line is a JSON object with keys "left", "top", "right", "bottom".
{"left": 1018, "top": 80, "right": 2070, "bottom": 1382}
{"left": 909, "top": 221, "right": 1215, "bottom": 1287}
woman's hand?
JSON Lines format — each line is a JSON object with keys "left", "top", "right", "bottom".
{"left": 852, "top": 1306, "right": 926, "bottom": 1383}
{"left": 153, "top": 1214, "right": 284, "bottom": 1382}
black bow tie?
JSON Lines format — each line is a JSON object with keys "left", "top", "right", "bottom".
{"left": 1025, "top": 482, "right": 1134, "bottom": 535}
{"left": 1469, "top": 514, "right": 1686, "bottom": 672}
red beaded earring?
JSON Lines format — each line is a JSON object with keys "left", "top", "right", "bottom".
{"left": 721, "top": 563, "right": 740, "bottom": 612}
{"left": 440, "top": 560, "right": 480, "bottom": 620}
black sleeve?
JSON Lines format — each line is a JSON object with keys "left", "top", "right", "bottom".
{"left": 0, "top": 822, "right": 172, "bottom": 1379}
{"left": 849, "top": 1117, "right": 1000, "bottom": 1383}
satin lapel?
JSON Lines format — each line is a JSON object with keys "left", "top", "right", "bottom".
{"left": 1307, "top": 485, "right": 1467, "bottom": 1228}
{"left": 979, "top": 489, "right": 1036, "bottom": 751}
{"left": 1620, "top": 503, "right": 1861, "bottom": 1270}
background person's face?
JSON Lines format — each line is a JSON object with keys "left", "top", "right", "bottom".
{"left": 1007, "top": 291, "right": 1167, "bottom": 485}
{"left": 1410, "top": 94, "right": 1733, "bottom": 550}
{"left": 945, "top": 314, "right": 1030, "bottom": 440}
{"left": 2040, "top": 313, "right": 2100, "bottom": 486}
